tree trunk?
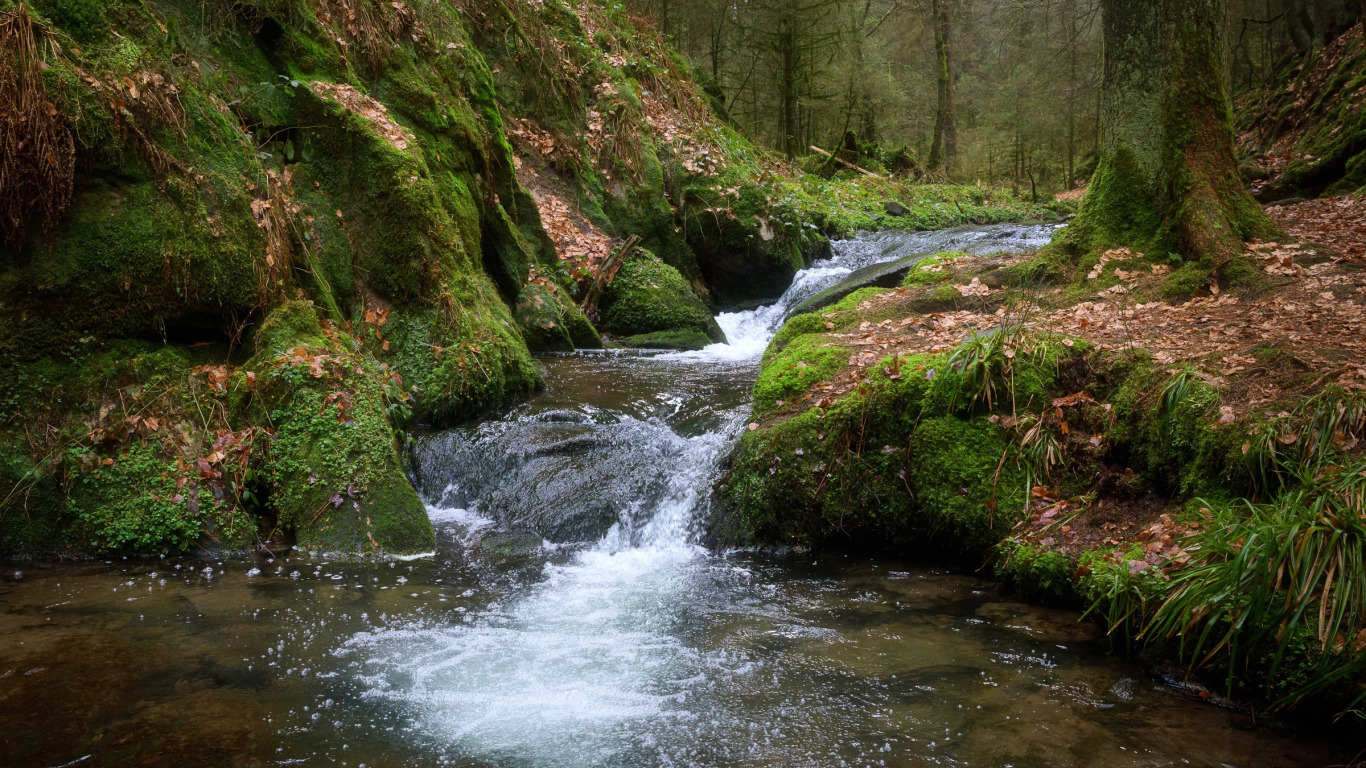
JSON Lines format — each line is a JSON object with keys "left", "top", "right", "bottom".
{"left": 926, "top": 0, "right": 957, "bottom": 177}
{"left": 1064, "top": 0, "right": 1276, "bottom": 265}
{"left": 779, "top": 16, "right": 798, "bottom": 159}
{"left": 1066, "top": 0, "right": 1078, "bottom": 189}
{"left": 1287, "top": 0, "right": 1314, "bottom": 52}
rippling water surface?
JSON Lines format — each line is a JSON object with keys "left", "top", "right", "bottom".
{"left": 0, "top": 225, "right": 1351, "bottom": 767}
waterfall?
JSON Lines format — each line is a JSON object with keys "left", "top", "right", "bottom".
{"left": 335, "top": 221, "right": 1063, "bottom": 765}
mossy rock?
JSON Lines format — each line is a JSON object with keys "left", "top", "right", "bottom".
{"left": 373, "top": 298, "right": 540, "bottom": 427}
{"left": 719, "top": 326, "right": 1092, "bottom": 557}
{"left": 243, "top": 302, "right": 435, "bottom": 557}
{"left": 599, "top": 251, "right": 726, "bottom": 343}
{"left": 620, "top": 329, "right": 713, "bottom": 351}
{"left": 753, "top": 332, "right": 851, "bottom": 415}
{"left": 0, "top": 177, "right": 265, "bottom": 361}
{"left": 684, "top": 191, "right": 831, "bottom": 309}
{"left": 515, "top": 281, "right": 601, "bottom": 353}
{"left": 2, "top": 341, "right": 257, "bottom": 556}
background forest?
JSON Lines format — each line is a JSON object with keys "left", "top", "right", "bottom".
{"left": 629, "top": 0, "right": 1366, "bottom": 196}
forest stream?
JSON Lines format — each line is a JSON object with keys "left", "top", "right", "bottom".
{"left": 0, "top": 225, "right": 1354, "bottom": 768}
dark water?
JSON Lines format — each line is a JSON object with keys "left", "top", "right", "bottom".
{"left": 1, "top": 225, "right": 1356, "bottom": 767}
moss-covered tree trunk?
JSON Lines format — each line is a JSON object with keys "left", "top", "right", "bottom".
{"left": 1065, "top": 0, "right": 1275, "bottom": 265}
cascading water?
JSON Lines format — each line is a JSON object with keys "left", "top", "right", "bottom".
{"left": 1, "top": 223, "right": 1347, "bottom": 768}
{"left": 336, "top": 222, "right": 1070, "bottom": 764}
{"left": 308, "top": 222, "right": 1338, "bottom": 767}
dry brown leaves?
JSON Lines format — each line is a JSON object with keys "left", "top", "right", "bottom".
{"left": 1267, "top": 195, "right": 1366, "bottom": 264}
{"left": 310, "top": 81, "right": 413, "bottom": 151}
{"left": 514, "top": 161, "right": 614, "bottom": 282}
{"left": 791, "top": 245, "right": 1366, "bottom": 417}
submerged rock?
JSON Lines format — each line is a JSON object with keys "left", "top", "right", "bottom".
{"left": 416, "top": 415, "right": 693, "bottom": 544}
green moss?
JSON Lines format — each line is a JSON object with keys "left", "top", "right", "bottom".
{"left": 908, "top": 416, "right": 1024, "bottom": 551}
{"left": 1052, "top": 147, "right": 1164, "bottom": 262}
{"left": 32, "top": 0, "right": 106, "bottom": 42}
{"left": 768, "top": 312, "right": 831, "bottom": 354}
{"left": 753, "top": 333, "right": 850, "bottom": 415}
{"left": 620, "top": 329, "right": 713, "bottom": 351}
{"left": 244, "top": 302, "right": 435, "bottom": 556}
{"left": 599, "top": 251, "right": 725, "bottom": 342}
{"left": 902, "top": 251, "right": 967, "bottom": 286}
{"left": 377, "top": 299, "right": 540, "bottom": 426}
{"left": 1162, "top": 258, "right": 1215, "bottom": 299}
{"left": 0, "top": 177, "right": 264, "bottom": 361}
{"left": 515, "top": 281, "right": 601, "bottom": 352}
{"left": 254, "top": 299, "right": 330, "bottom": 354}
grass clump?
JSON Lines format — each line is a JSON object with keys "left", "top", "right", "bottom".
{"left": 1147, "top": 479, "right": 1366, "bottom": 713}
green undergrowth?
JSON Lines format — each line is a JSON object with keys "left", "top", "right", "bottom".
{"left": 721, "top": 322, "right": 1086, "bottom": 557}
{"left": 727, "top": 287, "right": 1366, "bottom": 718}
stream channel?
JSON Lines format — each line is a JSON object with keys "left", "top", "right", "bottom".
{"left": 1, "top": 224, "right": 1355, "bottom": 767}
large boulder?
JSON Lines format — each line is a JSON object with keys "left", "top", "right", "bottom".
{"left": 599, "top": 250, "right": 727, "bottom": 349}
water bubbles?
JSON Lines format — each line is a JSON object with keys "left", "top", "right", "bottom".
{"left": 246, "top": 568, "right": 261, "bottom": 578}
{"left": 290, "top": 571, "right": 301, "bottom": 579}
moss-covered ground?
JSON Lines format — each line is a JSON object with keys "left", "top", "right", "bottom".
{"left": 718, "top": 234, "right": 1366, "bottom": 722}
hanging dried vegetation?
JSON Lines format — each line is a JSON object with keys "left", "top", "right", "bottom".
{"left": 0, "top": 4, "right": 75, "bottom": 250}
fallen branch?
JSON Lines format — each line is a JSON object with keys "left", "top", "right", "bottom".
{"left": 580, "top": 234, "right": 639, "bottom": 316}
{"left": 809, "top": 145, "right": 879, "bottom": 178}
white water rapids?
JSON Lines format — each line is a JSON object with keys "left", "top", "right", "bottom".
{"left": 338, "top": 223, "right": 1066, "bottom": 765}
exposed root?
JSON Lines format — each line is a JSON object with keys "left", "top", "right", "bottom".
{"left": 0, "top": 4, "right": 74, "bottom": 249}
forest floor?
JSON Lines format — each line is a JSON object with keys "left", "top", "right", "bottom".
{"left": 759, "top": 194, "right": 1366, "bottom": 576}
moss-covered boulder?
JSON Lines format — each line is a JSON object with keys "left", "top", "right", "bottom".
{"left": 515, "top": 280, "right": 601, "bottom": 353}
{"left": 717, "top": 315, "right": 1087, "bottom": 558}
{"left": 1, "top": 341, "right": 258, "bottom": 557}
{"left": 240, "top": 302, "right": 434, "bottom": 556}
{"left": 599, "top": 251, "right": 726, "bottom": 347}
{"left": 685, "top": 203, "right": 832, "bottom": 310}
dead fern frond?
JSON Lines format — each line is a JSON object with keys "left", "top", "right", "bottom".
{"left": 0, "top": 4, "right": 75, "bottom": 249}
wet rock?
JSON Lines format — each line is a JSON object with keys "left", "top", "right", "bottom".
{"left": 534, "top": 409, "right": 593, "bottom": 424}
{"left": 525, "top": 435, "right": 609, "bottom": 458}
{"left": 621, "top": 329, "right": 715, "bottom": 351}
{"left": 884, "top": 201, "right": 910, "bottom": 216}
{"left": 416, "top": 416, "right": 693, "bottom": 543}
{"left": 479, "top": 530, "right": 546, "bottom": 556}
{"left": 687, "top": 213, "right": 831, "bottom": 310}
{"left": 791, "top": 251, "right": 938, "bottom": 315}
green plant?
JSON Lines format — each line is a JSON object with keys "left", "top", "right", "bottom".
{"left": 1159, "top": 368, "right": 1199, "bottom": 417}
{"left": 1245, "top": 387, "right": 1366, "bottom": 496}
{"left": 947, "top": 325, "right": 1019, "bottom": 412}
{"left": 1145, "top": 476, "right": 1366, "bottom": 714}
